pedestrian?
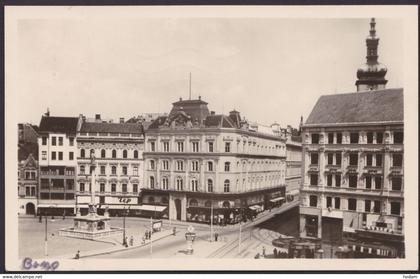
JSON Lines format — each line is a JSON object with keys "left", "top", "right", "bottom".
{"left": 262, "top": 246, "right": 266, "bottom": 258}
{"left": 172, "top": 227, "right": 177, "bottom": 236}
{"left": 39, "top": 215, "right": 42, "bottom": 223}
{"left": 124, "top": 236, "right": 128, "bottom": 247}
{"left": 74, "top": 250, "right": 80, "bottom": 259}
{"left": 144, "top": 230, "right": 149, "bottom": 240}
{"left": 148, "top": 230, "right": 152, "bottom": 239}
{"left": 273, "top": 248, "right": 278, "bottom": 258}
{"left": 63, "top": 212, "right": 66, "bottom": 220}
{"left": 129, "top": 236, "right": 134, "bottom": 246}
{"left": 214, "top": 232, "right": 219, "bottom": 242}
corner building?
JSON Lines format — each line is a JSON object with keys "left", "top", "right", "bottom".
{"left": 143, "top": 97, "right": 287, "bottom": 223}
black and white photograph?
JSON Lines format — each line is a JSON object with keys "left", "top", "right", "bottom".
{"left": 4, "top": 5, "right": 418, "bottom": 271}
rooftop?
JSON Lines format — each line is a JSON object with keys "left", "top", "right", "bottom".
{"left": 39, "top": 116, "right": 79, "bottom": 134}
{"left": 80, "top": 122, "right": 144, "bottom": 134}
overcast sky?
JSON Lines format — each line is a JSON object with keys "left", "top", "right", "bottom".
{"left": 16, "top": 17, "right": 403, "bottom": 128}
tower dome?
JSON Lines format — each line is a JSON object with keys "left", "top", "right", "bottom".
{"left": 355, "top": 18, "right": 388, "bottom": 92}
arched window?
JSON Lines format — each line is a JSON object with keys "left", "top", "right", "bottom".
{"left": 112, "top": 150, "right": 117, "bottom": 158}
{"left": 123, "top": 150, "right": 127, "bottom": 158}
{"left": 148, "top": 196, "right": 155, "bottom": 204}
{"left": 101, "top": 149, "right": 106, "bottom": 158}
{"left": 189, "top": 199, "right": 198, "bottom": 207}
{"left": 205, "top": 200, "right": 212, "bottom": 208}
{"left": 208, "top": 161, "right": 213, "bottom": 172}
{"left": 191, "top": 178, "right": 198, "bottom": 191}
{"left": 224, "top": 179, "right": 230, "bottom": 193}
{"left": 176, "top": 177, "right": 183, "bottom": 191}
{"left": 222, "top": 201, "right": 230, "bottom": 208}
{"left": 162, "top": 177, "right": 169, "bottom": 190}
{"left": 111, "top": 166, "right": 117, "bottom": 175}
{"left": 224, "top": 162, "right": 230, "bottom": 172}
{"left": 149, "top": 176, "right": 155, "bottom": 188}
{"left": 80, "top": 149, "right": 85, "bottom": 158}
{"left": 207, "top": 179, "right": 213, "bottom": 192}
{"left": 134, "top": 150, "right": 138, "bottom": 159}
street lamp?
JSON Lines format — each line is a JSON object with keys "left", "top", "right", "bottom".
{"left": 122, "top": 205, "right": 130, "bottom": 247}
{"left": 185, "top": 225, "right": 196, "bottom": 255}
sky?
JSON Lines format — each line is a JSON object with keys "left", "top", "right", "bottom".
{"left": 16, "top": 17, "right": 403, "bottom": 128}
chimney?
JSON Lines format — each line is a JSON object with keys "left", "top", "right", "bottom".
{"left": 119, "top": 117, "right": 125, "bottom": 123}
{"left": 211, "top": 111, "right": 215, "bottom": 115}
{"left": 179, "top": 97, "right": 182, "bottom": 101}
{"left": 95, "top": 114, "right": 101, "bottom": 121}
{"left": 198, "top": 95, "right": 201, "bottom": 100}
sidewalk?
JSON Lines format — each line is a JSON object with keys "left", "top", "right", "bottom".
{"left": 171, "top": 239, "right": 227, "bottom": 258}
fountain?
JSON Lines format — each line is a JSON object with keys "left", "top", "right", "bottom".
{"left": 59, "top": 151, "right": 123, "bottom": 240}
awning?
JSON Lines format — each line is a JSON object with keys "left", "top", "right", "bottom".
{"left": 38, "top": 204, "right": 75, "bottom": 208}
{"left": 249, "top": 205, "right": 261, "bottom": 211}
{"left": 135, "top": 205, "right": 167, "bottom": 212}
{"left": 288, "top": 189, "right": 300, "bottom": 195}
{"left": 270, "top": 197, "right": 285, "bottom": 203}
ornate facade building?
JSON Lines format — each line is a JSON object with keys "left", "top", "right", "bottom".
{"left": 142, "top": 97, "right": 287, "bottom": 223}
{"left": 75, "top": 114, "right": 145, "bottom": 216}
{"left": 299, "top": 18, "right": 404, "bottom": 257}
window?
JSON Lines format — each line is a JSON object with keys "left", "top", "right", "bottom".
{"left": 112, "top": 150, "right": 117, "bottom": 158}
{"left": 163, "top": 142, "right": 169, "bottom": 152}
{"left": 111, "top": 166, "right": 117, "bottom": 175}
{"left": 191, "top": 161, "right": 199, "bottom": 172}
{"left": 326, "top": 196, "right": 332, "bottom": 208}
{"left": 392, "top": 177, "right": 402, "bottom": 191}
{"left": 309, "top": 195, "right": 317, "bottom": 207}
{"left": 100, "top": 183, "right": 105, "bottom": 193}
{"left": 310, "top": 174, "right": 318, "bottom": 186}
{"left": 208, "top": 142, "right": 214, "bottom": 152}
{"left": 375, "top": 176, "right": 382, "bottom": 190}
{"left": 350, "top": 132, "right": 359, "bottom": 144}
{"left": 373, "top": 200, "right": 381, "bottom": 213}
{"left": 367, "top": 132, "right": 373, "bottom": 144}
{"left": 336, "top": 133, "right": 342, "bottom": 144}
{"left": 123, "top": 150, "right": 127, "bottom": 159}
{"left": 133, "top": 166, "right": 138, "bottom": 176}
{"left": 224, "top": 162, "right": 230, "bottom": 172}
{"left": 310, "top": 153, "right": 319, "bottom": 165}
{"left": 223, "top": 180, "right": 230, "bottom": 192}
{"left": 349, "top": 153, "right": 358, "bottom": 166}
{"left": 42, "top": 151, "right": 47, "bottom": 160}
{"left": 150, "top": 176, "right": 155, "bottom": 188}
{"left": 336, "top": 153, "right": 342, "bottom": 165}
{"left": 100, "top": 166, "right": 106, "bottom": 175}
{"left": 208, "top": 162, "right": 213, "bottom": 172}
{"left": 52, "top": 137, "right": 56, "bottom": 146}
{"left": 189, "top": 199, "right": 198, "bottom": 207}
{"left": 58, "top": 137, "right": 63, "bottom": 146}
{"left": 348, "top": 198, "right": 357, "bottom": 211}
{"left": 150, "top": 142, "right": 156, "bottom": 152}
{"left": 79, "top": 183, "right": 85, "bottom": 192}
{"left": 311, "top": 134, "right": 319, "bottom": 144}
{"left": 225, "top": 142, "right": 231, "bottom": 152}
{"left": 176, "top": 177, "right": 183, "bottom": 191}
{"left": 80, "top": 149, "right": 85, "bottom": 158}
{"left": 69, "top": 137, "right": 74, "bottom": 146}
{"left": 69, "top": 152, "right": 74, "bottom": 160}
{"left": 394, "top": 132, "right": 403, "bottom": 144}
{"left": 51, "top": 152, "right": 56, "bottom": 160}
{"left": 366, "top": 154, "right": 373, "bottom": 166}
{"left": 162, "top": 160, "right": 169, "bottom": 170}
{"left": 390, "top": 202, "right": 401, "bottom": 215}
{"left": 365, "top": 176, "right": 372, "bottom": 189}
{"left": 111, "top": 183, "right": 116, "bottom": 193}
{"left": 162, "top": 177, "right": 169, "bottom": 190}
{"left": 122, "top": 166, "right": 127, "bottom": 175}
{"left": 328, "top": 133, "right": 334, "bottom": 144}
{"left": 42, "top": 137, "right": 47, "bottom": 145}
{"left": 192, "top": 142, "right": 199, "bottom": 152}
{"left": 122, "top": 184, "right": 127, "bottom": 193}
{"left": 349, "top": 175, "right": 357, "bottom": 188}
{"left": 134, "top": 150, "right": 139, "bottom": 159}
{"left": 327, "top": 174, "right": 332, "bottom": 186}
{"left": 150, "top": 160, "right": 155, "bottom": 170}
{"left": 177, "top": 161, "right": 184, "bottom": 171}
{"left": 365, "top": 200, "right": 371, "bottom": 212}
{"left": 335, "top": 174, "right": 341, "bottom": 187}
{"left": 376, "top": 154, "right": 383, "bottom": 166}
{"left": 80, "top": 165, "right": 85, "bottom": 174}
{"left": 376, "top": 132, "right": 383, "bottom": 144}
{"left": 58, "top": 152, "right": 63, "bottom": 160}
{"left": 177, "top": 142, "right": 184, "bottom": 152}
{"left": 393, "top": 154, "right": 403, "bottom": 167}
{"left": 191, "top": 179, "right": 198, "bottom": 191}
{"left": 207, "top": 179, "right": 213, "bottom": 192}
{"left": 101, "top": 149, "right": 106, "bottom": 158}
{"left": 334, "top": 197, "right": 341, "bottom": 209}
{"left": 327, "top": 153, "right": 333, "bottom": 165}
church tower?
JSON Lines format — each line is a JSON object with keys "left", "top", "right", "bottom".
{"left": 355, "top": 18, "right": 388, "bottom": 92}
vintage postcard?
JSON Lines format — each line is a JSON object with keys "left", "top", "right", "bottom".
{"left": 4, "top": 5, "right": 418, "bottom": 271}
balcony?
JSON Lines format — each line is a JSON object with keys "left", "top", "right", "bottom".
{"left": 363, "top": 165, "right": 383, "bottom": 175}
{"left": 76, "top": 191, "right": 139, "bottom": 197}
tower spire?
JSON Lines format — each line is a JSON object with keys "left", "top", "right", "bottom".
{"left": 355, "top": 18, "right": 388, "bottom": 92}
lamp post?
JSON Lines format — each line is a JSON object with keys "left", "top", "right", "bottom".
{"left": 122, "top": 205, "right": 129, "bottom": 247}
{"left": 185, "top": 225, "right": 196, "bottom": 255}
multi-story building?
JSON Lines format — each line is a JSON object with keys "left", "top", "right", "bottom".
{"left": 285, "top": 130, "right": 302, "bottom": 203}
{"left": 299, "top": 18, "right": 404, "bottom": 257}
{"left": 37, "top": 113, "right": 80, "bottom": 215}
{"left": 75, "top": 114, "right": 145, "bottom": 216}
{"left": 142, "top": 97, "right": 287, "bottom": 223}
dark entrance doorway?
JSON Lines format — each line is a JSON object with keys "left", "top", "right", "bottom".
{"left": 174, "top": 199, "right": 182, "bottom": 220}
{"left": 322, "top": 217, "right": 343, "bottom": 243}
{"left": 26, "top": 202, "right": 35, "bottom": 215}
{"left": 305, "top": 215, "right": 318, "bottom": 238}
